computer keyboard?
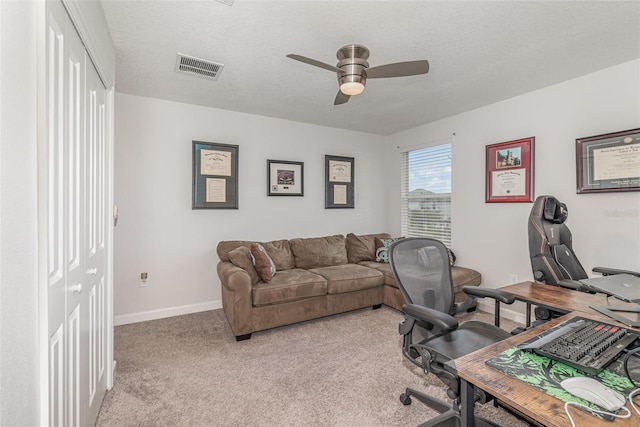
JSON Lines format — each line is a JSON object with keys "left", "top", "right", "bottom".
{"left": 520, "top": 317, "right": 640, "bottom": 375}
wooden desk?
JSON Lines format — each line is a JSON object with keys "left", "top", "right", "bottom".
{"left": 500, "top": 281, "right": 639, "bottom": 329}
{"left": 452, "top": 311, "right": 639, "bottom": 427}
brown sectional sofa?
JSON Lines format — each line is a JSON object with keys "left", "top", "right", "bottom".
{"left": 216, "top": 233, "right": 482, "bottom": 341}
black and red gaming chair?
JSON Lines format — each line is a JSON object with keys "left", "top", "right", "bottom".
{"left": 528, "top": 195, "right": 639, "bottom": 291}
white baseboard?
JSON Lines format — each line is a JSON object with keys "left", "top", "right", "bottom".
{"left": 110, "top": 360, "right": 117, "bottom": 390}
{"left": 114, "top": 300, "right": 223, "bottom": 326}
{"left": 114, "top": 299, "right": 525, "bottom": 327}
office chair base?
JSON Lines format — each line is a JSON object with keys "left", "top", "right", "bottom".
{"left": 400, "top": 388, "right": 450, "bottom": 413}
{"left": 401, "top": 388, "right": 501, "bottom": 427}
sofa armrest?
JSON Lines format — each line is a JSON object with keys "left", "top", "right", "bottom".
{"left": 217, "top": 261, "right": 252, "bottom": 293}
{"left": 217, "top": 261, "right": 253, "bottom": 337}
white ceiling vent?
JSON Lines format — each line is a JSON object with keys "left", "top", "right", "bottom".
{"left": 175, "top": 53, "right": 224, "bottom": 81}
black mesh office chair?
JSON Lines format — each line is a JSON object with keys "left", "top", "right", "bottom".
{"left": 528, "top": 194, "right": 640, "bottom": 291}
{"left": 389, "top": 238, "right": 515, "bottom": 427}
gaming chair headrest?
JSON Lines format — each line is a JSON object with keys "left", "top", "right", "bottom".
{"left": 543, "top": 197, "right": 568, "bottom": 224}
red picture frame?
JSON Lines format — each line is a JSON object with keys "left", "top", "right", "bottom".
{"left": 485, "top": 137, "right": 535, "bottom": 203}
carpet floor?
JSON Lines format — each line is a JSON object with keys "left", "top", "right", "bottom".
{"left": 97, "top": 306, "right": 530, "bottom": 426}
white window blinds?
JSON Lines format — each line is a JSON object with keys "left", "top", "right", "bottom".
{"left": 400, "top": 143, "right": 452, "bottom": 247}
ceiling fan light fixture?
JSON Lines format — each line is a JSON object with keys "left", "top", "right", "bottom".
{"left": 340, "top": 82, "right": 365, "bottom": 96}
{"left": 286, "top": 43, "right": 429, "bottom": 105}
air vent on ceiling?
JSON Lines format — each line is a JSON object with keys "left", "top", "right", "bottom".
{"left": 175, "top": 53, "right": 224, "bottom": 81}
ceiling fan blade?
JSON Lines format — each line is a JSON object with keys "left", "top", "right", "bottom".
{"left": 334, "top": 90, "right": 350, "bottom": 105}
{"left": 366, "top": 60, "right": 429, "bottom": 79}
{"left": 286, "top": 54, "right": 344, "bottom": 74}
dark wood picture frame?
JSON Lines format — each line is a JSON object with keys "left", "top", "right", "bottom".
{"left": 576, "top": 128, "right": 640, "bottom": 194}
{"left": 192, "top": 141, "right": 238, "bottom": 209}
{"left": 325, "top": 155, "right": 354, "bottom": 209}
{"left": 267, "top": 159, "right": 304, "bottom": 196}
{"left": 485, "top": 137, "right": 534, "bottom": 203}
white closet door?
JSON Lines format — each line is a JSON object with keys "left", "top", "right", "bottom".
{"left": 85, "top": 53, "right": 108, "bottom": 425}
{"left": 65, "top": 15, "right": 87, "bottom": 427}
{"left": 45, "top": 3, "right": 69, "bottom": 424}
{"left": 44, "top": 1, "right": 109, "bottom": 425}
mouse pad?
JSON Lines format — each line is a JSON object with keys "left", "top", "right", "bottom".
{"left": 486, "top": 346, "right": 636, "bottom": 420}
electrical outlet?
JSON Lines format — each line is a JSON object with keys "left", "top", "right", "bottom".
{"left": 139, "top": 272, "right": 149, "bottom": 287}
{"left": 510, "top": 274, "right": 519, "bottom": 284}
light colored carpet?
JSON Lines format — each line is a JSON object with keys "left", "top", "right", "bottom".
{"left": 97, "top": 307, "right": 530, "bottom": 426}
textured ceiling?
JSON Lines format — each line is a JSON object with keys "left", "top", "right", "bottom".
{"left": 101, "top": 1, "right": 640, "bottom": 135}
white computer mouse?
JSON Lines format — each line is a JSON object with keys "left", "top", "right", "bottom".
{"left": 560, "top": 377, "right": 626, "bottom": 411}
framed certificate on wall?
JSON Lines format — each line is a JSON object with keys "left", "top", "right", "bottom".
{"left": 192, "top": 141, "right": 239, "bottom": 209}
{"left": 576, "top": 128, "right": 640, "bottom": 194}
{"left": 325, "top": 155, "right": 354, "bottom": 208}
{"left": 485, "top": 137, "right": 535, "bottom": 203}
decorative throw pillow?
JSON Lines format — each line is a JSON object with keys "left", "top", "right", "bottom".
{"left": 346, "top": 233, "right": 391, "bottom": 263}
{"left": 250, "top": 243, "right": 276, "bottom": 283}
{"left": 228, "top": 246, "right": 260, "bottom": 285}
{"left": 447, "top": 248, "right": 456, "bottom": 267}
{"left": 374, "top": 237, "right": 404, "bottom": 263}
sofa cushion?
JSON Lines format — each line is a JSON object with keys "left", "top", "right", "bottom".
{"left": 217, "top": 240, "right": 254, "bottom": 262}
{"left": 290, "top": 235, "right": 348, "bottom": 269}
{"left": 262, "top": 239, "right": 295, "bottom": 271}
{"left": 309, "top": 264, "right": 384, "bottom": 294}
{"left": 358, "top": 261, "right": 395, "bottom": 286}
{"left": 252, "top": 269, "right": 327, "bottom": 307}
{"left": 250, "top": 243, "right": 276, "bottom": 282}
{"left": 358, "top": 262, "right": 481, "bottom": 294}
{"left": 228, "top": 246, "right": 260, "bottom": 285}
{"left": 346, "top": 232, "right": 391, "bottom": 263}
{"left": 450, "top": 266, "right": 481, "bottom": 292}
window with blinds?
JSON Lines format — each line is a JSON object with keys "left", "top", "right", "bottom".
{"left": 400, "top": 143, "right": 452, "bottom": 247}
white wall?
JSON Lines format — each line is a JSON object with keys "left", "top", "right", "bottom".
{"left": 115, "top": 61, "right": 640, "bottom": 324}
{"left": 0, "top": 1, "right": 40, "bottom": 425}
{"left": 113, "top": 94, "right": 388, "bottom": 323}
{"left": 385, "top": 60, "right": 640, "bottom": 310}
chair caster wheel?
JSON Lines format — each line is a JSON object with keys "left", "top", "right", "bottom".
{"left": 400, "top": 393, "right": 412, "bottom": 405}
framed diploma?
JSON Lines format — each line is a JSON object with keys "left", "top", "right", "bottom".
{"left": 485, "top": 137, "right": 534, "bottom": 203}
{"left": 192, "top": 141, "right": 238, "bottom": 209}
{"left": 576, "top": 128, "right": 640, "bottom": 194}
{"left": 325, "top": 155, "right": 354, "bottom": 208}
{"left": 267, "top": 159, "right": 304, "bottom": 196}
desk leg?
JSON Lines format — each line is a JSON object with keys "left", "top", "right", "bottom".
{"left": 460, "top": 378, "right": 475, "bottom": 427}
{"left": 526, "top": 303, "right": 531, "bottom": 328}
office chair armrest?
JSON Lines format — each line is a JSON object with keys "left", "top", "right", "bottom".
{"left": 454, "top": 295, "right": 476, "bottom": 313}
{"left": 462, "top": 286, "right": 515, "bottom": 304}
{"left": 557, "top": 279, "right": 596, "bottom": 293}
{"left": 402, "top": 303, "right": 458, "bottom": 332}
{"left": 592, "top": 267, "right": 640, "bottom": 277}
